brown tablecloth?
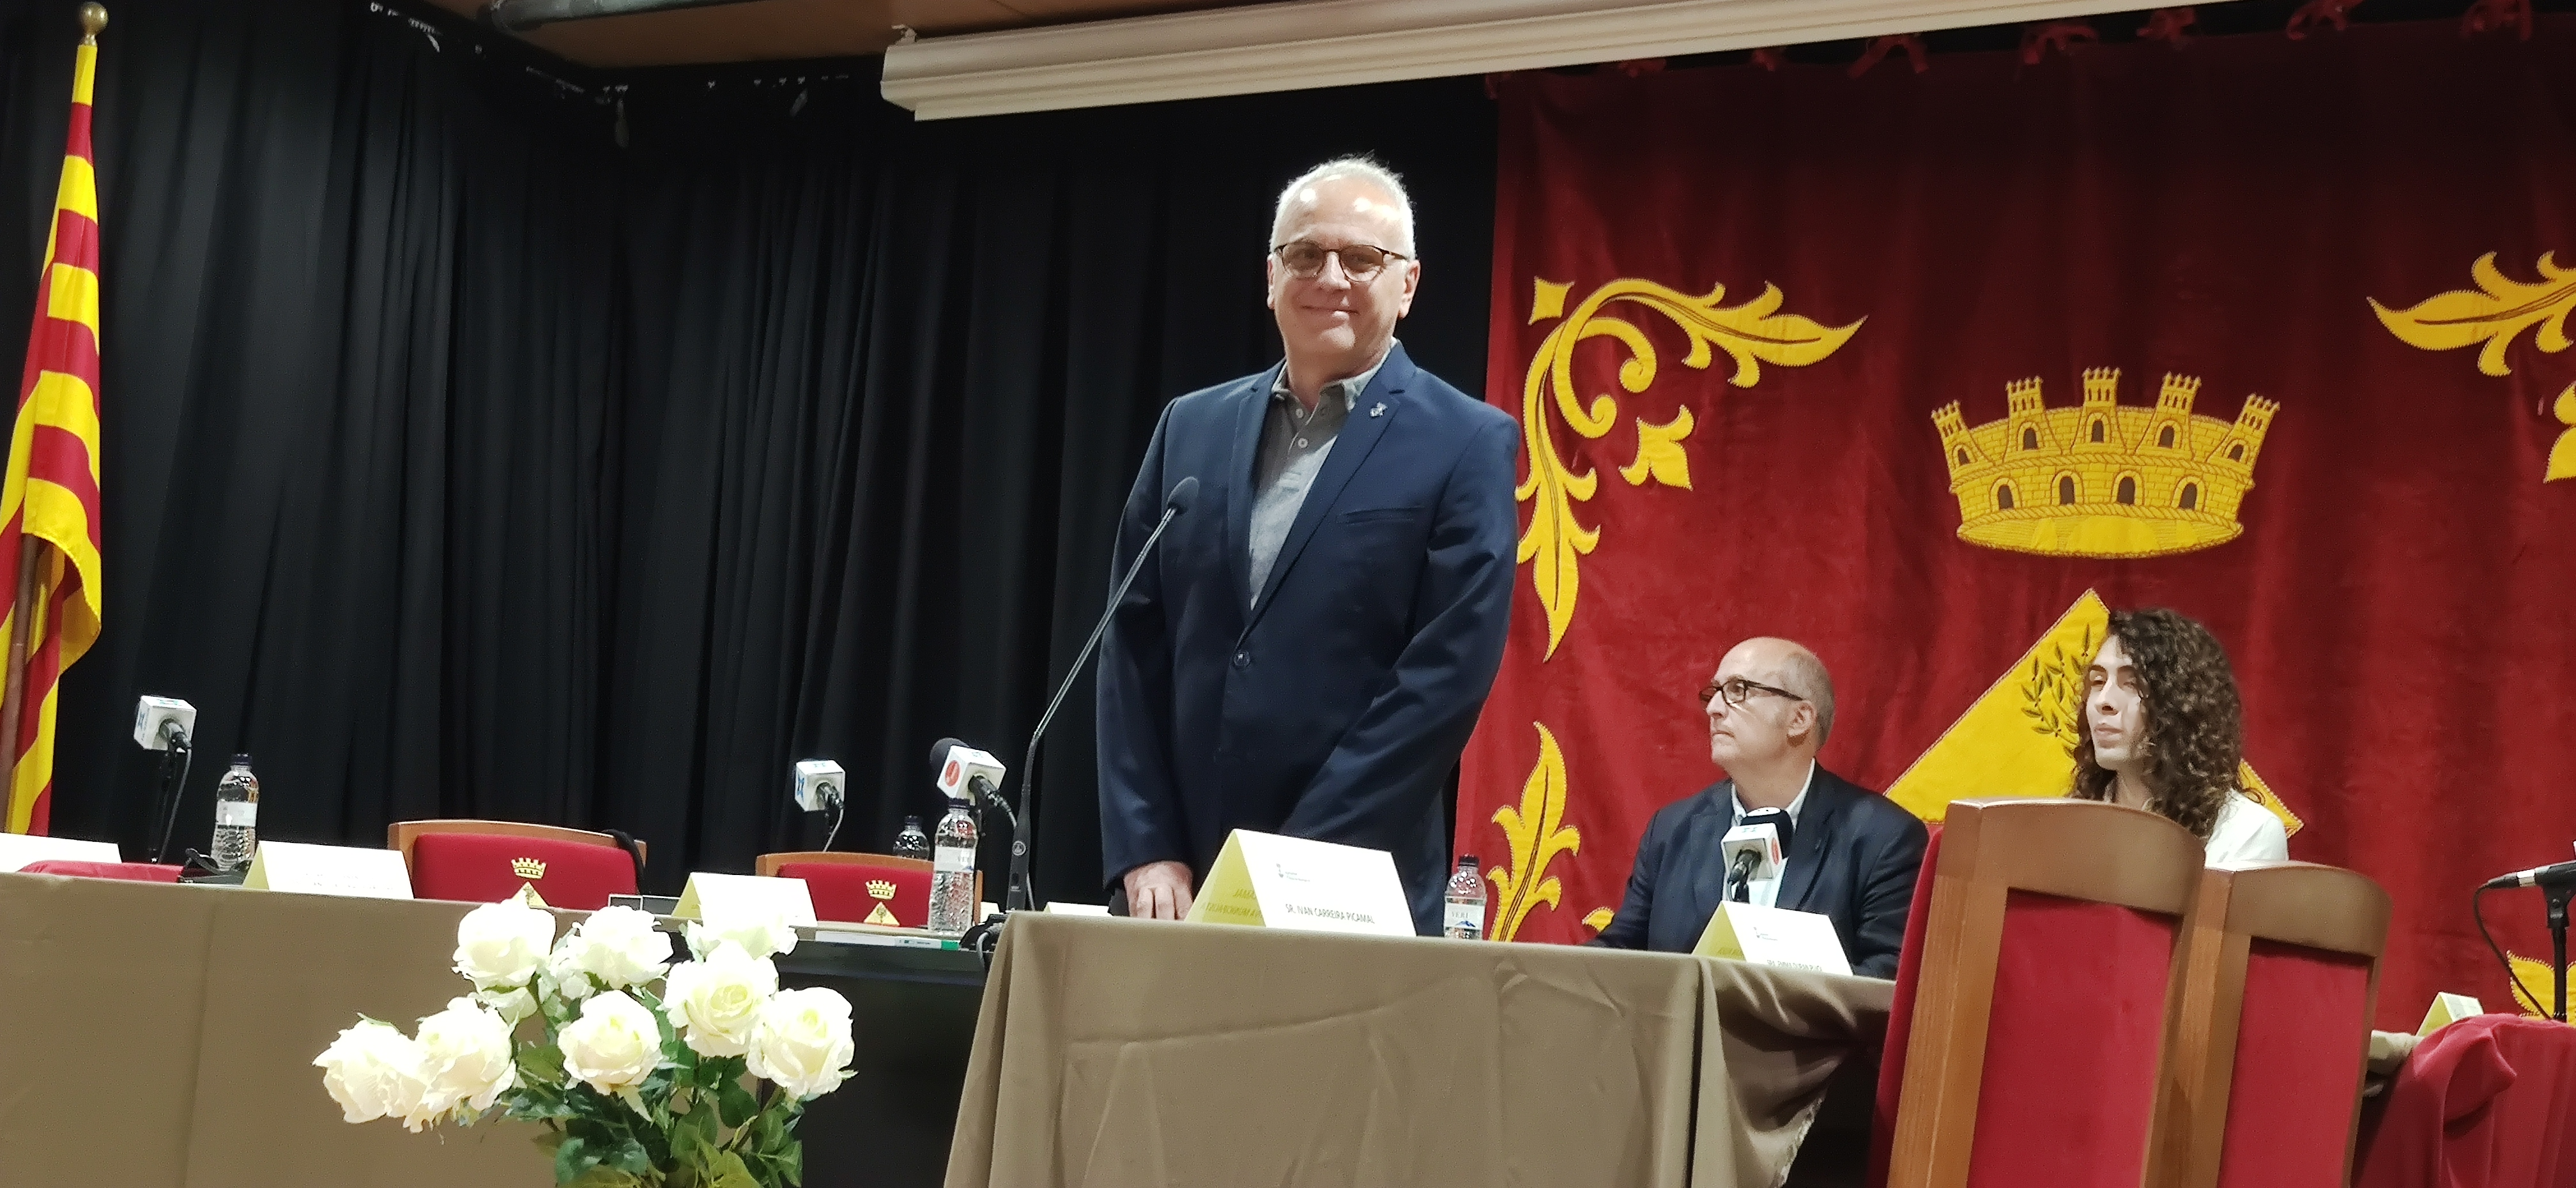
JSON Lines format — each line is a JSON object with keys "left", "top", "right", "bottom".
{"left": 944, "top": 913, "right": 1894, "bottom": 1188}
{"left": 0, "top": 871, "right": 546, "bottom": 1187}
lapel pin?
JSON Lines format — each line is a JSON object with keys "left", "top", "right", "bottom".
{"left": 1369, "top": 402, "right": 1386, "bottom": 418}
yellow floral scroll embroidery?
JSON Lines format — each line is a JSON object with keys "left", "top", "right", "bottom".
{"left": 1487, "top": 722, "right": 1583, "bottom": 942}
{"left": 2506, "top": 952, "right": 2576, "bottom": 1023}
{"left": 2549, "top": 383, "right": 2576, "bottom": 483}
{"left": 1583, "top": 908, "right": 1614, "bottom": 934}
{"left": 1519, "top": 278, "right": 1862, "bottom": 657}
{"left": 2371, "top": 252, "right": 2576, "bottom": 377}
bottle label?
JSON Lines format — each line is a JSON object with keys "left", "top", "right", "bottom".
{"left": 935, "top": 845, "right": 976, "bottom": 872}
{"left": 216, "top": 801, "right": 258, "bottom": 828}
{"left": 1443, "top": 902, "right": 1483, "bottom": 940}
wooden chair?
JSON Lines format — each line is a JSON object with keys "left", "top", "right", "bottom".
{"left": 389, "top": 819, "right": 645, "bottom": 910}
{"left": 1873, "top": 797, "right": 2207, "bottom": 1188}
{"left": 756, "top": 851, "right": 980, "bottom": 929}
{"left": 2159, "top": 861, "right": 2391, "bottom": 1188}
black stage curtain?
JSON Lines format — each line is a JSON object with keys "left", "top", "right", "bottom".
{"left": 0, "top": 0, "right": 1497, "bottom": 902}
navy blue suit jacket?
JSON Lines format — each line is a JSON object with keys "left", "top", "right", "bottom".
{"left": 1592, "top": 766, "right": 1928, "bottom": 977}
{"left": 1095, "top": 344, "right": 1519, "bottom": 934}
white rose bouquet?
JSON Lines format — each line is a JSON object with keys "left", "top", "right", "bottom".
{"left": 318, "top": 888, "right": 854, "bottom": 1187}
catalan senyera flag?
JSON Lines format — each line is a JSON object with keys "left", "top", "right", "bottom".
{"left": 2, "top": 21, "right": 107, "bottom": 836}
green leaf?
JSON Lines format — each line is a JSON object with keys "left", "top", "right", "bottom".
{"left": 716, "top": 1078, "right": 758, "bottom": 1129}
{"left": 707, "top": 1151, "right": 760, "bottom": 1188}
{"left": 521, "top": 1042, "right": 569, "bottom": 1086}
{"left": 553, "top": 1134, "right": 598, "bottom": 1184}
{"left": 776, "top": 1140, "right": 804, "bottom": 1188}
{"left": 602, "top": 1134, "right": 653, "bottom": 1177}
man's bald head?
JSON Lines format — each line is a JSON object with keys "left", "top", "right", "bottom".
{"left": 1716, "top": 637, "right": 1837, "bottom": 749}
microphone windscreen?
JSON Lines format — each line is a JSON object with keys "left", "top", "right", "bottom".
{"left": 929, "top": 736, "right": 963, "bottom": 772}
{"left": 1165, "top": 475, "right": 1200, "bottom": 514}
{"left": 1739, "top": 806, "right": 1795, "bottom": 860}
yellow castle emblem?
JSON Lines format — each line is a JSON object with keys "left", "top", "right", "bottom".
{"left": 510, "top": 857, "right": 547, "bottom": 880}
{"left": 1933, "top": 369, "right": 2276, "bottom": 558}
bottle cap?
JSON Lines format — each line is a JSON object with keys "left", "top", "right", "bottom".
{"left": 231, "top": 754, "right": 252, "bottom": 766}
{"left": 1457, "top": 854, "right": 1478, "bottom": 868}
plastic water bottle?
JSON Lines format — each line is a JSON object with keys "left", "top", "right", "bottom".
{"left": 210, "top": 755, "right": 260, "bottom": 872}
{"left": 928, "top": 796, "right": 977, "bottom": 934}
{"left": 1444, "top": 854, "right": 1487, "bottom": 940}
{"left": 893, "top": 815, "right": 930, "bottom": 864}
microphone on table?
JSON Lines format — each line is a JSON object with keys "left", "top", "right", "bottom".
{"left": 962, "top": 475, "right": 1200, "bottom": 934}
{"left": 1721, "top": 807, "right": 1796, "bottom": 903}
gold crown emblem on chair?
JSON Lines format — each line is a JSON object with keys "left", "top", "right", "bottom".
{"left": 1933, "top": 369, "right": 2277, "bottom": 559}
{"left": 510, "top": 857, "right": 547, "bottom": 880}
{"left": 866, "top": 879, "right": 897, "bottom": 901}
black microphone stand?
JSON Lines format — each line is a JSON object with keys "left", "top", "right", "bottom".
{"left": 146, "top": 726, "right": 192, "bottom": 864}
{"left": 2548, "top": 881, "right": 2571, "bottom": 1023}
{"left": 965, "top": 494, "right": 1191, "bottom": 961}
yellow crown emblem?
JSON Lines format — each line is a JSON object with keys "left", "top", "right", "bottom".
{"left": 1933, "top": 369, "right": 2276, "bottom": 558}
{"left": 865, "top": 879, "right": 897, "bottom": 901}
{"left": 510, "top": 857, "right": 547, "bottom": 880}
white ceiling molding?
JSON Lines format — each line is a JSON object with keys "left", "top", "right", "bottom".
{"left": 881, "top": 0, "right": 2235, "bottom": 120}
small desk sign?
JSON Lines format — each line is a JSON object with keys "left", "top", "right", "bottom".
{"left": 1694, "top": 902, "right": 1853, "bottom": 976}
{"left": 0, "top": 833, "right": 119, "bottom": 872}
{"left": 1183, "top": 829, "right": 1414, "bottom": 938}
{"left": 243, "top": 841, "right": 415, "bottom": 899}
{"left": 675, "top": 872, "right": 817, "bottom": 925}
{"left": 2418, "top": 992, "right": 2484, "bottom": 1037}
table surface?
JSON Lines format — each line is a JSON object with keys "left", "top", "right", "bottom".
{"left": 0, "top": 871, "right": 986, "bottom": 1188}
{"left": 946, "top": 912, "right": 1894, "bottom": 1188}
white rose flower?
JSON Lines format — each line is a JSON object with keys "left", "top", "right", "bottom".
{"left": 471, "top": 985, "right": 537, "bottom": 1025}
{"left": 314, "top": 1019, "right": 430, "bottom": 1126}
{"left": 415, "top": 998, "right": 520, "bottom": 1116}
{"left": 557, "top": 991, "right": 666, "bottom": 1093}
{"left": 686, "top": 907, "right": 798, "bottom": 961}
{"left": 570, "top": 906, "right": 673, "bottom": 989}
{"left": 539, "top": 934, "right": 597, "bottom": 1003}
{"left": 451, "top": 895, "right": 556, "bottom": 990}
{"left": 745, "top": 987, "right": 855, "bottom": 1100}
{"left": 662, "top": 941, "right": 778, "bottom": 1058}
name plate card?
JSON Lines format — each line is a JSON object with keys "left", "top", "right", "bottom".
{"left": 675, "top": 872, "right": 818, "bottom": 925}
{"left": 0, "top": 834, "right": 120, "bottom": 872}
{"left": 1183, "top": 829, "right": 1414, "bottom": 937}
{"left": 243, "top": 841, "right": 416, "bottom": 899}
{"left": 1694, "top": 902, "right": 1853, "bottom": 976}
{"left": 2418, "top": 992, "right": 2485, "bottom": 1037}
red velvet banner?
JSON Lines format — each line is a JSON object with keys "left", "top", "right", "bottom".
{"left": 1462, "top": 17, "right": 2576, "bottom": 1029}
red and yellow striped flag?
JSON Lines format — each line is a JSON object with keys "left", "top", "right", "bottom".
{"left": 3, "top": 10, "right": 109, "bottom": 835}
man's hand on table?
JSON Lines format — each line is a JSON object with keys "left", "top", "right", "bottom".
{"left": 1123, "top": 861, "right": 1195, "bottom": 920}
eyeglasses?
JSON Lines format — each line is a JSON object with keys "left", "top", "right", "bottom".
{"left": 1272, "top": 240, "right": 1409, "bottom": 282}
{"left": 1698, "top": 676, "right": 1804, "bottom": 709}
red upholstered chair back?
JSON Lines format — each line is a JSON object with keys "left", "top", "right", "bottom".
{"left": 1874, "top": 798, "right": 2206, "bottom": 1188}
{"left": 756, "top": 852, "right": 969, "bottom": 929}
{"left": 1871, "top": 825, "right": 1943, "bottom": 1188}
{"left": 2163, "top": 862, "right": 2391, "bottom": 1188}
{"left": 392, "top": 820, "right": 641, "bottom": 910}
{"left": 17, "top": 859, "right": 183, "bottom": 882}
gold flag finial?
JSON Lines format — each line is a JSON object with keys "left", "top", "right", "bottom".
{"left": 79, "top": 4, "right": 107, "bottom": 40}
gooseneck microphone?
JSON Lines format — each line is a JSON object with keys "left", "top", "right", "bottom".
{"left": 1004, "top": 475, "right": 1198, "bottom": 913}
{"left": 2482, "top": 858, "right": 2576, "bottom": 891}
{"left": 1721, "top": 806, "right": 1797, "bottom": 903}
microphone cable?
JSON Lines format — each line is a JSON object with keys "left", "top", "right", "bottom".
{"left": 2471, "top": 884, "right": 2550, "bottom": 1017}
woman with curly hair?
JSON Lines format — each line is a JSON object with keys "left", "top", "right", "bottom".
{"left": 2073, "top": 607, "right": 2288, "bottom": 863}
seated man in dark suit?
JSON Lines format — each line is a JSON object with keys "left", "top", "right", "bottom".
{"left": 1591, "top": 637, "right": 1928, "bottom": 977}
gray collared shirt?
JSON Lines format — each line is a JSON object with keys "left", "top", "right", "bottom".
{"left": 1246, "top": 349, "right": 1392, "bottom": 603}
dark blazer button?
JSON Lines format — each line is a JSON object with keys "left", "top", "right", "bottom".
{"left": 1232, "top": 651, "right": 1250, "bottom": 669}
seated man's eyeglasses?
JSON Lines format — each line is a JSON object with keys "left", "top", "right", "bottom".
{"left": 1273, "top": 240, "right": 1409, "bottom": 282}
{"left": 1698, "top": 676, "right": 1804, "bottom": 708}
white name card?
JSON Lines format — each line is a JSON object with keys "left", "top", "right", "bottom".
{"left": 2418, "top": 992, "right": 2485, "bottom": 1037}
{"left": 1183, "top": 829, "right": 1414, "bottom": 937}
{"left": 243, "top": 841, "right": 416, "bottom": 899}
{"left": 1694, "top": 902, "right": 1853, "bottom": 976}
{"left": 1044, "top": 901, "right": 1109, "bottom": 915}
{"left": 0, "top": 833, "right": 121, "bottom": 872}
{"left": 677, "top": 872, "right": 818, "bottom": 925}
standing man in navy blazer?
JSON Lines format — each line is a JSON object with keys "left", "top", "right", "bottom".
{"left": 1593, "top": 637, "right": 1928, "bottom": 977}
{"left": 1096, "top": 157, "right": 1519, "bottom": 935}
